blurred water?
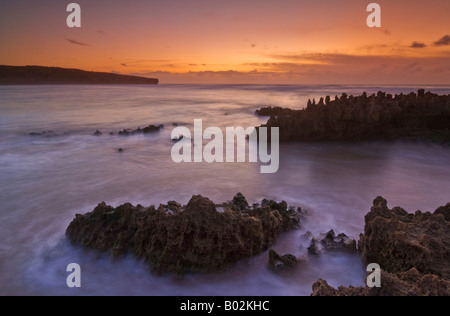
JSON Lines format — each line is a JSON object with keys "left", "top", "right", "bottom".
{"left": 1, "top": 84, "right": 450, "bottom": 295}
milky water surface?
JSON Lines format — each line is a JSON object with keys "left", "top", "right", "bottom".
{"left": 1, "top": 84, "right": 450, "bottom": 295}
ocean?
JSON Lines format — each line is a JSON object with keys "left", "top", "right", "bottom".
{"left": 1, "top": 84, "right": 450, "bottom": 295}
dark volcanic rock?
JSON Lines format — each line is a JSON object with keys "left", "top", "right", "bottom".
{"left": 117, "top": 125, "right": 164, "bottom": 136}
{"left": 66, "top": 194, "right": 301, "bottom": 274}
{"left": 269, "top": 249, "right": 298, "bottom": 272}
{"left": 307, "top": 230, "right": 357, "bottom": 255}
{"left": 93, "top": 130, "right": 103, "bottom": 136}
{"left": 231, "top": 193, "right": 249, "bottom": 211}
{"left": 259, "top": 90, "right": 450, "bottom": 143}
{"left": 143, "top": 124, "right": 164, "bottom": 133}
{"left": 434, "top": 203, "right": 450, "bottom": 221}
{"left": 256, "top": 106, "right": 294, "bottom": 117}
{"left": 358, "top": 197, "right": 450, "bottom": 279}
{"left": 311, "top": 269, "right": 450, "bottom": 296}
{"left": 311, "top": 198, "right": 450, "bottom": 296}
{"left": 28, "top": 130, "right": 67, "bottom": 138}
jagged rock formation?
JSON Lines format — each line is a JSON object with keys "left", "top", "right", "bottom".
{"left": 435, "top": 203, "right": 450, "bottom": 221}
{"left": 358, "top": 197, "right": 450, "bottom": 279}
{"left": 312, "top": 268, "right": 450, "bottom": 296}
{"left": 268, "top": 250, "right": 298, "bottom": 272}
{"left": 66, "top": 194, "right": 302, "bottom": 273}
{"left": 312, "top": 197, "right": 450, "bottom": 296}
{"left": 307, "top": 230, "right": 357, "bottom": 255}
{"left": 258, "top": 90, "right": 450, "bottom": 143}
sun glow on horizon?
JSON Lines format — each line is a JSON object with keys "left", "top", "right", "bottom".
{"left": 1, "top": 0, "right": 449, "bottom": 84}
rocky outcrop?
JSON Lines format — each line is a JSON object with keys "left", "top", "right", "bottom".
{"left": 28, "top": 130, "right": 68, "bottom": 137}
{"left": 434, "top": 203, "right": 450, "bottom": 221}
{"left": 92, "top": 125, "right": 165, "bottom": 136}
{"left": 358, "top": 197, "right": 450, "bottom": 279}
{"left": 66, "top": 193, "right": 302, "bottom": 274}
{"left": 268, "top": 250, "right": 298, "bottom": 272}
{"left": 307, "top": 230, "right": 357, "bottom": 255}
{"left": 143, "top": 124, "right": 164, "bottom": 134}
{"left": 256, "top": 106, "right": 294, "bottom": 117}
{"left": 259, "top": 90, "right": 450, "bottom": 143}
{"left": 311, "top": 269, "right": 450, "bottom": 296}
{"left": 312, "top": 197, "right": 450, "bottom": 296}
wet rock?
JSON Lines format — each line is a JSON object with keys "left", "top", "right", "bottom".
{"left": 166, "top": 201, "right": 182, "bottom": 213}
{"left": 307, "top": 239, "right": 320, "bottom": 255}
{"left": 260, "top": 199, "right": 302, "bottom": 231}
{"left": 116, "top": 125, "right": 163, "bottom": 136}
{"left": 311, "top": 269, "right": 450, "bottom": 296}
{"left": 143, "top": 124, "right": 164, "bottom": 133}
{"left": 321, "top": 230, "right": 357, "bottom": 251}
{"left": 307, "top": 230, "right": 357, "bottom": 255}
{"left": 231, "top": 193, "right": 249, "bottom": 211}
{"left": 118, "top": 129, "right": 132, "bottom": 136}
{"left": 358, "top": 197, "right": 450, "bottom": 279}
{"left": 269, "top": 249, "right": 298, "bottom": 272}
{"left": 66, "top": 194, "right": 302, "bottom": 274}
{"left": 260, "top": 90, "right": 450, "bottom": 144}
{"left": 172, "top": 135, "right": 184, "bottom": 142}
{"left": 28, "top": 130, "right": 59, "bottom": 137}
{"left": 93, "top": 130, "right": 103, "bottom": 136}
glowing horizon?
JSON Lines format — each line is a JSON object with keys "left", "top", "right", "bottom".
{"left": 1, "top": 0, "right": 449, "bottom": 84}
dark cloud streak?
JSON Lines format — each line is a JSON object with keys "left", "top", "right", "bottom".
{"left": 410, "top": 42, "right": 426, "bottom": 48}
{"left": 65, "top": 38, "right": 90, "bottom": 47}
{"left": 434, "top": 35, "right": 450, "bottom": 46}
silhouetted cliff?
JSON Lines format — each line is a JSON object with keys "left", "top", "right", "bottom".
{"left": 0, "top": 65, "right": 158, "bottom": 85}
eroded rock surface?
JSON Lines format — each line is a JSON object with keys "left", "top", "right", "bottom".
{"left": 268, "top": 250, "right": 298, "bottom": 272}
{"left": 307, "top": 230, "right": 357, "bottom": 255}
{"left": 312, "top": 197, "right": 450, "bottom": 296}
{"left": 66, "top": 193, "right": 301, "bottom": 273}
{"left": 258, "top": 90, "right": 450, "bottom": 143}
{"left": 359, "top": 197, "right": 450, "bottom": 279}
{"left": 311, "top": 269, "right": 450, "bottom": 296}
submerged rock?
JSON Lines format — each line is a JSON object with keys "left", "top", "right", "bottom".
{"left": 311, "top": 268, "right": 450, "bottom": 296}
{"left": 258, "top": 90, "right": 450, "bottom": 143}
{"left": 268, "top": 249, "right": 298, "bottom": 272}
{"left": 358, "top": 197, "right": 450, "bottom": 279}
{"left": 66, "top": 194, "right": 301, "bottom": 274}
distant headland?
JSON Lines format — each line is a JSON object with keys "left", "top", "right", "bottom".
{"left": 0, "top": 65, "right": 158, "bottom": 85}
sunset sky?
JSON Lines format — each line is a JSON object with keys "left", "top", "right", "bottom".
{"left": 1, "top": 0, "right": 449, "bottom": 84}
